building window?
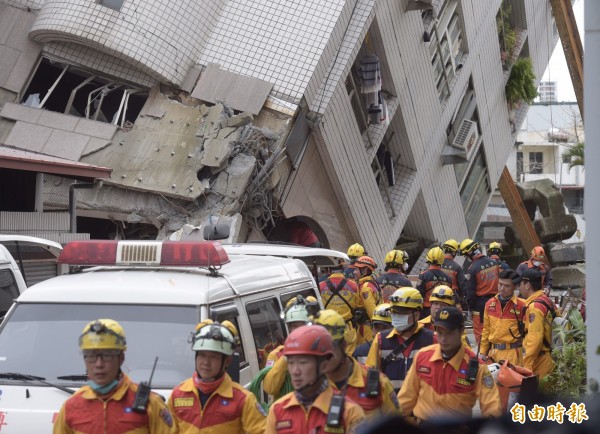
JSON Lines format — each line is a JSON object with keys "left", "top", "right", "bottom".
{"left": 529, "top": 152, "right": 543, "bottom": 174}
{"left": 460, "top": 149, "right": 491, "bottom": 234}
{"left": 21, "top": 58, "right": 147, "bottom": 126}
{"left": 245, "top": 298, "right": 286, "bottom": 370}
{"left": 428, "top": 0, "right": 465, "bottom": 102}
{"left": 98, "top": 0, "right": 125, "bottom": 11}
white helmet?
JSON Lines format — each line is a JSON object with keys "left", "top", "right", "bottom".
{"left": 487, "top": 363, "right": 501, "bottom": 383}
{"left": 284, "top": 304, "right": 310, "bottom": 324}
{"left": 192, "top": 322, "right": 237, "bottom": 356}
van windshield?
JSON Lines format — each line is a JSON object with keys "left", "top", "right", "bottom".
{"left": 0, "top": 303, "right": 197, "bottom": 389}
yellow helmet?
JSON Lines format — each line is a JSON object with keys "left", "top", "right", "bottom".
{"left": 389, "top": 287, "right": 423, "bottom": 310}
{"left": 285, "top": 295, "right": 317, "bottom": 309}
{"left": 347, "top": 243, "right": 365, "bottom": 259}
{"left": 488, "top": 241, "right": 503, "bottom": 253}
{"left": 311, "top": 309, "right": 346, "bottom": 341}
{"left": 442, "top": 239, "right": 459, "bottom": 254}
{"left": 384, "top": 250, "right": 405, "bottom": 266}
{"left": 430, "top": 285, "right": 456, "bottom": 305}
{"left": 460, "top": 239, "right": 479, "bottom": 255}
{"left": 371, "top": 303, "right": 392, "bottom": 324}
{"left": 425, "top": 246, "right": 445, "bottom": 265}
{"left": 79, "top": 319, "right": 127, "bottom": 351}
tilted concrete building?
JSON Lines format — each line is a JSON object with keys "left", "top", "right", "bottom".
{"left": 0, "top": 0, "right": 556, "bottom": 267}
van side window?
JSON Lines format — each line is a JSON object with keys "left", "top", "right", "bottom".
{"left": 246, "top": 298, "right": 286, "bottom": 370}
{"left": 280, "top": 288, "right": 318, "bottom": 309}
{"left": 210, "top": 309, "right": 247, "bottom": 366}
{"left": 0, "top": 270, "right": 19, "bottom": 317}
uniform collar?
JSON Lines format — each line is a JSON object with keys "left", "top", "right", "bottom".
{"left": 178, "top": 373, "right": 234, "bottom": 399}
{"left": 418, "top": 316, "right": 433, "bottom": 325}
{"left": 359, "top": 275, "right": 373, "bottom": 284}
{"left": 329, "top": 272, "right": 345, "bottom": 278}
{"left": 429, "top": 343, "right": 467, "bottom": 371}
{"left": 283, "top": 383, "right": 335, "bottom": 414}
{"left": 386, "top": 321, "right": 424, "bottom": 339}
{"left": 525, "top": 289, "right": 546, "bottom": 305}
{"left": 81, "top": 373, "right": 131, "bottom": 401}
{"left": 429, "top": 264, "right": 441, "bottom": 270}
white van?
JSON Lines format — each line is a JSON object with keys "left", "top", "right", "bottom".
{"left": 0, "top": 244, "right": 26, "bottom": 319}
{"left": 0, "top": 239, "right": 346, "bottom": 434}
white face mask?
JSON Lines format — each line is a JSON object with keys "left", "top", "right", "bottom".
{"left": 532, "top": 260, "right": 542, "bottom": 267}
{"left": 402, "top": 263, "right": 409, "bottom": 272}
{"left": 391, "top": 313, "right": 413, "bottom": 331}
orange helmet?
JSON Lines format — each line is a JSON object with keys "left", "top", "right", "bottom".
{"left": 531, "top": 246, "right": 545, "bottom": 259}
{"left": 283, "top": 325, "right": 335, "bottom": 358}
{"left": 355, "top": 256, "right": 377, "bottom": 272}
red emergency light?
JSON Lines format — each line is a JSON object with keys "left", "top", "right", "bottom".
{"left": 58, "top": 240, "right": 230, "bottom": 267}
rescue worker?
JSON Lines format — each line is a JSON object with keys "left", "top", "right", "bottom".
{"left": 313, "top": 309, "right": 399, "bottom": 418}
{"left": 480, "top": 269, "right": 526, "bottom": 366}
{"left": 319, "top": 266, "right": 363, "bottom": 347}
{"left": 515, "top": 268, "right": 556, "bottom": 379}
{"left": 516, "top": 245, "right": 553, "bottom": 294}
{"left": 353, "top": 303, "right": 392, "bottom": 364}
{"left": 366, "top": 287, "right": 435, "bottom": 392}
{"left": 461, "top": 238, "right": 500, "bottom": 347}
{"left": 53, "top": 319, "right": 174, "bottom": 434}
{"left": 398, "top": 306, "right": 502, "bottom": 421}
{"left": 262, "top": 298, "right": 312, "bottom": 397}
{"left": 416, "top": 246, "right": 451, "bottom": 318}
{"left": 418, "top": 285, "right": 471, "bottom": 349}
{"left": 265, "top": 325, "right": 366, "bottom": 434}
{"left": 343, "top": 243, "right": 365, "bottom": 279}
{"left": 440, "top": 239, "right": 468, "bottom": 308}
{"left": 377, "top": 249, "right": 412, "bottom": 302}
{"left": 353, "top": 255, "right": 382, "bottom": 344}
{"left": 488, "top": 241, "right": 510, "bottom": 270}
{"left": 168, "top": 320, "right": 266, "bottom": 433}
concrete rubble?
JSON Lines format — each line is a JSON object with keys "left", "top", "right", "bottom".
{"left": 77, "top": 85, "right": 292, "bottom": 241}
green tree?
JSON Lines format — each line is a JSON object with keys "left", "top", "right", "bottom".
{"left": 563, "top": 142, "right": 584, "bottom": 171}
{"left": 505, "top": 57, "right": 538, "bottom": 106}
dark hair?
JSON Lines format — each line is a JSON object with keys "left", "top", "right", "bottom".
{"left": 499, "top": 269, "right": 518, "bottom": 280}
{"left": 529, "top": 280, "right": 543, "bottom": 290}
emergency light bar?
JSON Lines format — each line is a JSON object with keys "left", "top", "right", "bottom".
{"left": 58, "top": 240, "right": 230, "bottom": 267}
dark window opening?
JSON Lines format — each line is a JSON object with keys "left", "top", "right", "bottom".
{"left": 22, "top": 58, "right": 147, "bottom": 125}
{"left": 0, "top": 169, "right": 36, "bottom": 212}
{"left": 529, "top": 152, "right": 543, "bottom": 174}
{"left": 76, "top": 216, "right": 158, "bottom": 240}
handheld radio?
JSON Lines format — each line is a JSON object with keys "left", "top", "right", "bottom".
{"left": 132, "top": 356, "right": 158, "bottom": 413}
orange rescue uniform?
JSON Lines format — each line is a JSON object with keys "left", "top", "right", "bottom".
{"left": 167, "top": 373, "right": 266, "bottom": 434}
{"left": 523, "top": 290, "right": 556, "bottom": 378}
{"left": 266, "top": 383, "right": 366, "bottom": 434}
{"left": 356, "top": 276, "right": 381, "bottom": 343}
{"left": 398, "top": 343, "right": 502, "bottom": 420}
{"left": 480, "top": 294, "right": 526, "bottom": 366}
{"left": 53, "top": 374, "right": 174, "bottom": 434}
{"left": 331, "top": 357, "right": 400, "bottom": 418}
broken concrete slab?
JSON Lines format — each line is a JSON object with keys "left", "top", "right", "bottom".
{"left": 0, "top": 102, "right": 42, "bottom": 124}
{"left": 5, "top": 121, "right": 52, "bottom": 152}
{"left": 533, "top": 214, "right": 577, "bottom": 243}
{"left": 38, "top": 110, "right": 79, "bottom": 132}
{"left": 82, "top": 137, "right": 112, "bottom": 157}
{"left": 201, "top": 138, "right": 233, "bottom": 168}
{"left": 221, "top": 112, "right": 253, "bottom": 128}
{"left": 43, "top": 129, "right": 90, "bottom": 160}
{"left": 551, "top": 265, "right": 585, "bottom": 289}
{"left": 212, "top": 153, "right": 256, "bottom": 198}
{"left": 549, "top": 242, "right": 584, "bottom": 264}
{"left": 74, "top": 118, "right": 118, "bottom": 140}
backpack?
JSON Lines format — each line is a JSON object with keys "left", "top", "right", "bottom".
{"left": 530, "top": 298, "right": 571, "bottom": 351}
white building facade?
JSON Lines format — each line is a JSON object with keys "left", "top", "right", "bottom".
{"left": 0, "top": 0, "right": 556, "bottom": 265}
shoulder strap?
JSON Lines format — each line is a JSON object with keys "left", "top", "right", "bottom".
{"left": 382, "top": 329, "right": 421, "bottom": 368}
{"left": 324, "top": 278, "right": 354, "bottom": 314}
{"left": 528, "top": 298, "right": 556, "bottom": 319}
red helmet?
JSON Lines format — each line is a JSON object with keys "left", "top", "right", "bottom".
{"left": 355, "top": 255, "right": 377, "bottom": 272}
{"left": 283, "top": 325, "right": 335, "bottom": 358}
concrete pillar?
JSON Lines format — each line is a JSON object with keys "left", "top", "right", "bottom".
{"left": 585, "top": 0, "right": 600, "bottom": 393}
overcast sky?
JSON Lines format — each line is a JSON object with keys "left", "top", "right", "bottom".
{"left": 540, "top": 0, "right": 584, "bottom": 102}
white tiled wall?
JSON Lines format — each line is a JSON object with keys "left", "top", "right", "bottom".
{"left": 29, "top": 0, "right": 226, "bottom": 86}
{"left": 1, "top": 0, "right": 44, "bottom": 9}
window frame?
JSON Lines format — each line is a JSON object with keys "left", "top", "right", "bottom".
{"left": 97, "top": 0, "right": 125, "bottom": 12}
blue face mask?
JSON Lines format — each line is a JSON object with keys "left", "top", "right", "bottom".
{"left": 88, "top": 379, "right": 119, "bottom": 395}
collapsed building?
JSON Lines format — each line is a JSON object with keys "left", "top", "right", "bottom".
{"left": 0, "top": 0, "right": 558, "bottom": 268}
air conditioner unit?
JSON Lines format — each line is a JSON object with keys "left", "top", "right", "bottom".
{"left": 452, "top": 119, "right": 479, "bottom": 154}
